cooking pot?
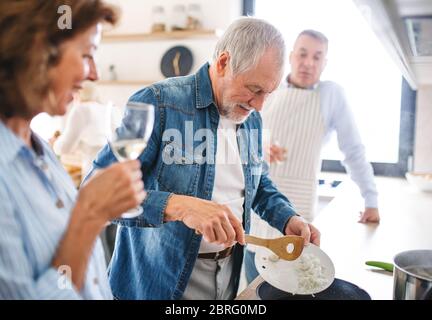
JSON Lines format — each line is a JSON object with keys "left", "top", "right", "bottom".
{"left": 393, "top": 250, "right": 432, "bottom": 300}
{"left": 256, "top": 278, "right": 371, "bottom": 300}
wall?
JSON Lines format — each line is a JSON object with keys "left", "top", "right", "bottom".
{"left": 105, "top": 0, "right": 241, "bottom": 35}
{"left": 30, "top": 0, "right": 242, "bottom": 140}
{"left": 97, "top": 0, "right": 242, "bottom": 107}
{"left": 414, "top": 86, "right": 432, "bottom": 172}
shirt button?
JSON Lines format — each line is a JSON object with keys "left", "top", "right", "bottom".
{"left": 93, "top": 278, "right": 99, "bottom": 286}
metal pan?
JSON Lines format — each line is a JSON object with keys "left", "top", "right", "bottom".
{"left": 256, "top": 278, "right": 371, "bottom": 300}
{"left": 393, "top": 250, "right": 432, "bottom": 300}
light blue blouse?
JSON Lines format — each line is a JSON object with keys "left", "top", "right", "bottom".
{"left": 0, "top": 120, "right": 112, "bottom": 299}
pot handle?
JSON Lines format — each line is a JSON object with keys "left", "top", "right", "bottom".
{"left": 365, "top": 261, "right": 394, "bottom": 272}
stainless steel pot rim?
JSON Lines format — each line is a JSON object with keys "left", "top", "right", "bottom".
{"left": 394, "top": 265, "right": 432, "bottom": 282}
{"left": 393, "top": 249, "right": 432, "bottom": 281}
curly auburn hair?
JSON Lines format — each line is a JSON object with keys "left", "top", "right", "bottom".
{"left": 0, "top": 0, "right": 119, "bottom": 119}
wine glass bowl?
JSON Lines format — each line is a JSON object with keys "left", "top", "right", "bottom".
{"left": 109, "top": 101, "right": 155, "bottom": 218}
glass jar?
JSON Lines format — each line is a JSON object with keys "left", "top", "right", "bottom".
{"left": 171, "top": 4, "right": 187, "bottom": 31}
{"left": 108, "top": 64, "right": 117, "bottom": 81}
{"left": 186, "top": 3, "right": 203, "bottom": 30}
{"left": 151, "top": 5, "right": 166, "bottom": 33}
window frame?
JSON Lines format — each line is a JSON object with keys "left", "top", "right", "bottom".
{"left": 321, "top": 78, "right": 416, "bottom": 177}
{"left": 243, "top": 1, "right": 417, "bottom": 177}
{"left": 242, "top": 0, "right": 255, "bottom": 16}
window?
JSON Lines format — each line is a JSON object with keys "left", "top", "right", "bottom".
{"left": 247, "top": 0, "right": 416, "bottom": 176}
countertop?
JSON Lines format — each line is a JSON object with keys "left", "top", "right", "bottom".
{"left": 236, "top": 175, "right": 432, "bottom": 300}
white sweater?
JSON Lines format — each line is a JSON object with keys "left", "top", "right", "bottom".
{"left": 53, "top": 101, "right": 117, "bottom": 176}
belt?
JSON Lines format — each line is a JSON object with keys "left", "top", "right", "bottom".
{"left": 197, "top": 246, "right": 234, "bottom": 260}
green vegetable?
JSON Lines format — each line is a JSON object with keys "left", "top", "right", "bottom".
{"left": 365, "top": 261, "right": 394, "bottom": 272}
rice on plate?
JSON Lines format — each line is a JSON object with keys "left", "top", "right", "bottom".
{"left": 255, "top": 243, "right": 335, "bottom": 295}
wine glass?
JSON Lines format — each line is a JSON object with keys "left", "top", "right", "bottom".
{"left": 109, "top": 101, "right": 155, "bottom": 218}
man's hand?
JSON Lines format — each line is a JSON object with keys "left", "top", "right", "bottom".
{"left": 49, "top": 130, "right": 61, "bottom": 147}
{"left": 164, "top": 195, "right": 246, "bottom": 248}
{"left": 266, "top": 143, "right": 287, "bottom": 164}
{"left": 284, "top": 215, "right": 320, "bottom": 246}
{"left": 358, "top": 207, "right": 380, "bottom": 223}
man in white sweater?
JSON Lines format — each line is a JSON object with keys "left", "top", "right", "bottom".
{"left": 245, "top": 29, "right": 379, "bottom": 282}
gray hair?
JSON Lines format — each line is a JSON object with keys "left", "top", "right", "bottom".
{"left": 297, "top": 29, "right": 329, "bottom": 47}
{"left": 213, "top": 17, "right": 285, "bottom": 75}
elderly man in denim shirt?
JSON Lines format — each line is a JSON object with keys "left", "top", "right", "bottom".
{"left": 91, "top": 18, "right": 321, "bottom": 300}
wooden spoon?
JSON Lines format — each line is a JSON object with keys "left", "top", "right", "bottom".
{"left": 245, "top": 234, "right": 304, "bottom": 261}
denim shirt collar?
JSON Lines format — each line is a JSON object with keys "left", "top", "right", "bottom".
{"left": 194, "top": 62, "right": 216, "bottom": 110}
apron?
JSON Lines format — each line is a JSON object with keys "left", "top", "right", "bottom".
{"left": 250, "top": 87, "right": 325, "bottom": 240}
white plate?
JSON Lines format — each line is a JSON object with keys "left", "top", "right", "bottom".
{"left": 406, "top": 172, "right": 432, "bottom": 192}
{"left": 255, "top": 244, "right": 335, "bottom": 295}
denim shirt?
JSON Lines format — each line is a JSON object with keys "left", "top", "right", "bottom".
{"left": 91, "top": 63, "right": 296, "bottom": 300}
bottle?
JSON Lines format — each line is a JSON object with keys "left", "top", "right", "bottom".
{"left": 108, "top": 65, "right": 117, "bottom": 81}
{"left": 186, "top": 3, "right": 203, "bottom": 30}
{"left": 171, "top": 4, "right": 187, "bottom": 31}
{"left": 151, "top": 5, "right": 166, "bottom": 33}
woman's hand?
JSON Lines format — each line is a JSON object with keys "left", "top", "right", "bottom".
{"left": 74, "top": 160, "right": 146, "bottom": 226}
{"left": 53, "top": 160, "right": 145, "bottom": 290}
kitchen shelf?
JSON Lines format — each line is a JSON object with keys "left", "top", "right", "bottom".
{"left": 101, "top": 29, "right": 219, "bottom": 43}
{"left": 97, "top": 80, "right": 155, "bottom": 86}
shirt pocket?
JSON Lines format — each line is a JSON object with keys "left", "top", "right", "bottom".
{"left": 157, "top": 142, "right": 200, "bottom": 195}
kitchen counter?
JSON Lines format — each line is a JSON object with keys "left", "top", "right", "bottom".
{"left": 236, "top": 175, "right": 432, "bottom": 300}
